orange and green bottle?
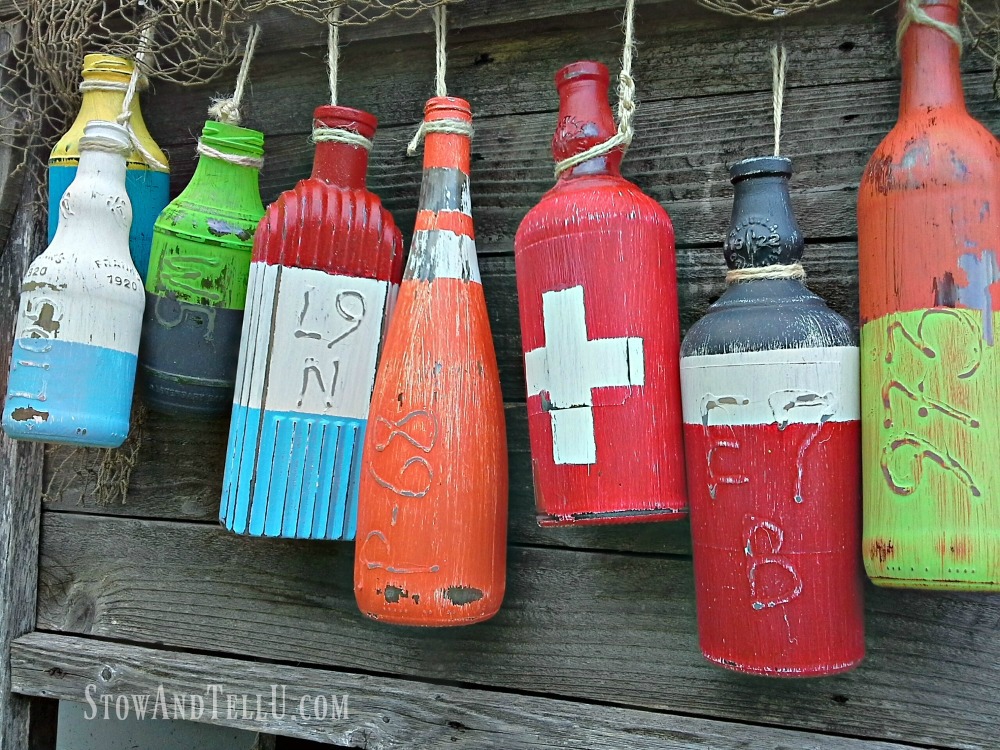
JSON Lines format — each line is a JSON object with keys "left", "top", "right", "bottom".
{"left": 49, "top": 54, "right": 169, "bottom": 281}
{"left": 139, "top": 121, "right": 265, "bottom": 416}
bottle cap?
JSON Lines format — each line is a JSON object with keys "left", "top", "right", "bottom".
{"left": 555, "top": 61, "right": 609, "bottom": 90}
{"left": 424, "top": 96, "right": 472, "bottom": 124}
{"left": 313, "top": 105, "right": 378, "bottom": 142}
{"left": 729, "top": 156, "right": 793, "bottom": 183}
{"left": 200, "top": 120, "right": 265, "bottom": 159}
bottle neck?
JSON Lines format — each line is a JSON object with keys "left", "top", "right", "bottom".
{"left": 181, "top": 153, "right": 263, "bottom": 214}
{"left": 72, "top": 84, "right": 165, "bottom": 169}
{"left": 898, "top": 1, "right": 965, "bottom": 113}
{"left": 725, "top": 172, "right": 803, "bottom": 269}
{"left": 56, "top": 148, "right": 131, "bottom": 247}
{"left": 553, "top": 78, "right": 622, "bottom": 179}
{"left": 311, "top": 141, "right": 369, "bottom": 189}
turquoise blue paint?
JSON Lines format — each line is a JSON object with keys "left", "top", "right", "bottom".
{"left": 2, "top": 337, "right": 137, "bottom": 448}
{"left": 48, "top": 166, "right": 170, "bottom": 282}
{"left": 221, "top": 407, "right": 365, "bottom": 541}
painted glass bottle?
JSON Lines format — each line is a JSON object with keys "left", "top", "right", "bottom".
{"left": 514, "top": 61, "right": 686, "bottom": 526}
{"left": 354, "top": 97, "right": 508, "bottom": 626}
{"left": 859, "top": 0, "right": 1000, "bottom": 590}
{"left": 4, "top": 121, "right": 144, "bottom": 448}
{"left": 680, "top": 157, "right": 864, "bottom": 677}
{"left": 49, "top": 54, "right": 169, "bottom": 282}
{"left": 139, "top": 121, "right": 265, "bottom": 416}
{"left": 221, "top": 105, "right": 404, "bottom": 541}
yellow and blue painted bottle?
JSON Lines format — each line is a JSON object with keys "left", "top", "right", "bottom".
{"left": 4, "top": 121, "right": 145, "bottom": 448}
{"left": 49, "top": 54, "right": 169, "bottom": 282}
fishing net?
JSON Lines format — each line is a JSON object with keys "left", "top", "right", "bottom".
{"left": 245, "top": 0, "right": 461, "bottom": 25}
{"left": 963, "top": 0, "right": 1000, "bottom": 96}
{"left": 696, "top": 0, "right": 842, "bottom": 20}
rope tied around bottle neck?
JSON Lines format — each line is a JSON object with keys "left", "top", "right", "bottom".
{"left": 79, "top": 134, "right": 133, "bottom": 157}
{"left": 553, "top": 0, "right": 637, "bottom": 178}
{"left": 115, "top": 21, "right": 168, "bottom": 171}
{"left": 311, "top": 7, "right": 374, "bottom": 152}
{"left": 208, "top": 24, "right": 261, "bottom": 126}
{"left": 407, "top": 4, "right": 475, "bottom": 156}
{"left": 80, "top": 77, "right": 148, "bottom": 94}
{"left": 726, "top": 262, "right": 806, "bottom": 284}
{"left": 897, "top": 0, "right": 964, "bottom": 55}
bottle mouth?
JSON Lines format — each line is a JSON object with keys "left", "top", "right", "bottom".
{"left": 424, "top": 96, "right": 472, "bottom": 123}
{"left": 556, "top": 61, "right": 610, "bottom": 90}
{"left": 81, "top": 53, "right": 135, "bottom": 83}
{"left": 200, "top": 120, "right": 265, "bottom": 158}
{"left": 80, "top": 120, "right": 131, "bottom": 151}
{"left": 729, "top": 156, "right": 793, "bottom": 182}
{"left": 312, "top": 105, "right": 378, "bottom": 141}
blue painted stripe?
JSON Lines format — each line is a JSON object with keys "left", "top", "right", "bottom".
{"left": 49, "top": 166, "right": 170, "bottom": 283}
{"left": 221, "top": 405, "right": 367, "bottom": 541}
{"left": 3, "top": 337, "right": 137, "bottom": 448}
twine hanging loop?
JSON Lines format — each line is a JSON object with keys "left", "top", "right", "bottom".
{"left": 312, "top": 7, "right": 375, "bottom": 152}
{"left": 771, "top": 44, "right": 787, "bottom": 157}
{"left": 115, "top": 21, "right": 167, "bottom": 171}
{"left": 208, "top": 24, "right": 262, "bottom": 126}
{"left": 553, "top": 0, "right": 637, "bottom": 177}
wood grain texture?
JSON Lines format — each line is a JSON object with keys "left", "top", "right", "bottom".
{"left": 34, "top": 512, "right": 1000, "bottom": 750}
{"left": 11, "top": 631, "right": 932, "bottom": 750}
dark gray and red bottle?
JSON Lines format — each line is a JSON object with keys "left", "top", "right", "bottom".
{"left": 679, "top": 156, "right": 864, "bottom": 677}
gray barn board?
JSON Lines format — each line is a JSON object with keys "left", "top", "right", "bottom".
{"left": 3, "top": 0, "right": 1000, "bottom": 747}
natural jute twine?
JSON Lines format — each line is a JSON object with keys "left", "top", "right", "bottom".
{"left": 553, "top": 0, "right": 637, "bottom": 177}
{"left": 199, "top": 25, "right": 265, "bottom": 170}
{"left": 116, "top": 22, "right": 167, "bottom": 171}
{"left": 312, "top": 7, "right": 376, "bottom": 152}
{"left": 898, "top": 0, "right": 964, "bottom": 55}
{"left": 407, "top": 4, "right": 474, "bottom": 156}
{"left": 726, "top": 262, "right": 806, "bottom": 284}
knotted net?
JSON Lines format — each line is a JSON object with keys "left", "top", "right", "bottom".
{"left": 696, "top": 0, "right": 842, "bottom": 20}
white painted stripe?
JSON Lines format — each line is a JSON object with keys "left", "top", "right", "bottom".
{"left": 407, "top": 229, "right": 482, "bottom": 283}
{"left": 524, "top": 285, "right": 645, "bottom": 466}
{"left": 234, "top": 263, "right": 391, "bottom": 418}
{"left": 14, "top": 253, "right": 144, "bottom": 354}
{"left": 680, "top": 346, "right": 860, "bottom": 427}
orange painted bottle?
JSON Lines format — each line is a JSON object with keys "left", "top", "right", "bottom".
{"left": 859, "top": 0, "right": 1000, "bottom": 590}
{"left": 354, "top": 97, "right": 508, "bottom": 626}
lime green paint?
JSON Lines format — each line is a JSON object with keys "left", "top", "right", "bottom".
{"left": 145, "top": 121, "right": 265, "bottom": 310}
{"left": 862, "top": 307, "right": 1000, "bottom": 590}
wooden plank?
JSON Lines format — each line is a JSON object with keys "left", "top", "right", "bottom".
{"left": 146, "top": 2, "right": 925, "bottom": 143}
{"left": 0, "top": 15, "right": 53, "bottom": 749}
{"left": 150, "top": 72, "right": 1000, "bottom": 256}
{"left": 10, "top": 632, "right": 933, "bottom": 750}
{"left": 35, "top": 512, "right": 1000, "bottom": 750}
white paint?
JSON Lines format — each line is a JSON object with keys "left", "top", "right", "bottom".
{"left": 233, "top": 263, "right": 392, "bottom": 417}
{"left": 524, "top": 285, "right": 645, "bottom": 465}
{"left": 409, "top": 229, "right": 481, "bottom": 283}
{"left": 680, "top": 346, "right": 859, "bottom": 426}
{"left": 15, "top": 126, "right": 143, "bottom": 354}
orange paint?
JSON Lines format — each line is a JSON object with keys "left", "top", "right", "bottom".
{"left": 354, "top": 98, "right": 508, "bottom": 626}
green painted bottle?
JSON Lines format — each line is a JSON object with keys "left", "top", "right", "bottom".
{"left": 139, "top": 121, "right": 265, "bottom": 416}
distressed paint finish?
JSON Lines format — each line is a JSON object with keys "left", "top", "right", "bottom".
{"left": 515, "top": 61, "right": 686, "bottom": 526}
{"left": 858, "top": 0, "right": 1000, "bottom": 590}
{"left": 681, "top": 156, "right": 864, "bottom": 677}
{"left": 682, "top": 347, "right": 865, "bottom": 676}
{"left": 48, "top": 54, "right": 169, "bottom": 282}
{"left": 139, "top": 121, "right": 265, "bottom": 416}
{"left": 354, "top": 97, "right": 508, "bottom": 626}
{"left": 222, "top": 105, "right": 404, "bottom": 542}
{"left": 3, "top": 122, "right": 143, "bottom": 448}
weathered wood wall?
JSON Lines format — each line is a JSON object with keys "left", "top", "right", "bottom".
{"left": 8, "top": 0, "right": 1000, "bottom": 747}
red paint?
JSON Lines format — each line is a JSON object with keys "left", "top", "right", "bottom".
{"left": 514, "top": 61, "right": 687, "bottom": 526}
{"left": 859, "top": 0, "right": 1000, "bottom": 322}
{"left": 253, "top": 105, "right": 404, "bottom": 283}
{"left": 355, "top": 97, "right": 508, "bottom": 626}
{"left": 686, "top": 421, "right": 865, "bottom": 676}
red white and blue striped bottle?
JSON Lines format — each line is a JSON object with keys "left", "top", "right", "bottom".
{"left": 4, "top": 121, "right": 144, "bottom": 447}
{"left": 221, "top": 106, "right": 404, "bottom": 541}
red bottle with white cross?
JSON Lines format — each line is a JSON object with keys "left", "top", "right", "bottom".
{"left": 514, "top": 61, "right": 687, "bottom": 526}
